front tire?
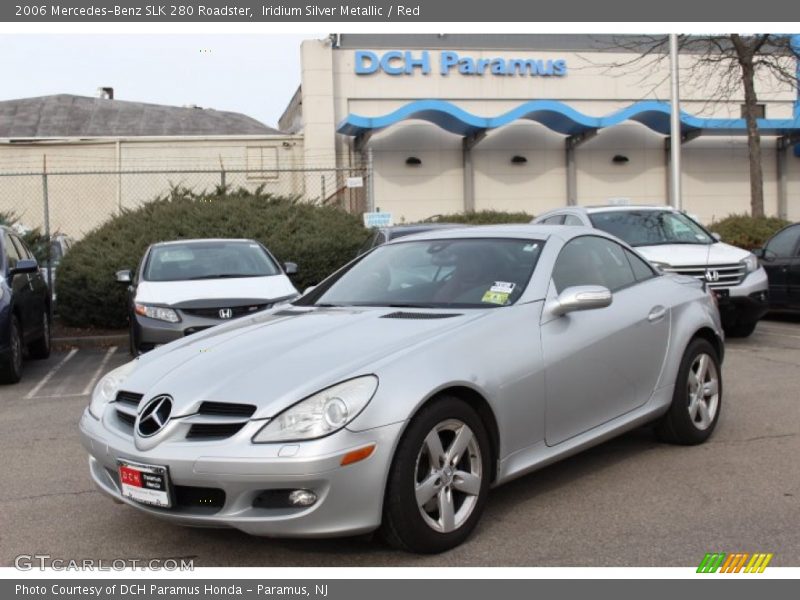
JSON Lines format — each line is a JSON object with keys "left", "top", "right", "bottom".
{"left": 0, "top": 315, "right": 24, "bottom": 384}
{"left": 656, "top": 338, "right": 722, "bottom": 445}
{"left": 381, "top": 396, "right": 491, "bottom": 553}
{"left": 128, "top": 320, "right": 140, "bottom": 357}
{"left": 725, "top": 319, "right": 757, "bottom": 338}
{"left": 28, "top": 311, "right": 51, "bottom": 360}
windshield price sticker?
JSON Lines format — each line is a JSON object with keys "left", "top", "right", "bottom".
{"left": 482, "top": 290, "right": 510, "bottom": 305}
{"left": 490, "top": 281, "right": 516, "bottom": 294}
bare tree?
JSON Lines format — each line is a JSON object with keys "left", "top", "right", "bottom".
{"left": 602, "top": 34, "right": 798, "bottom": 217}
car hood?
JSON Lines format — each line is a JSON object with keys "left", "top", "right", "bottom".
{"left": 135, "top": 275, "right": 297, "bottom": 305}
{"left": 124, "top": 307, "right": 489, "bottom": 419}
{"left": 636, "top": 242, "right": 750, "bottom": 266}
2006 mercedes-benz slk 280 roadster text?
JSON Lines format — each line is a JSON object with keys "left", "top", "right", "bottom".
{"left": 80, "top": 225, "right": 724, "bottom": 553}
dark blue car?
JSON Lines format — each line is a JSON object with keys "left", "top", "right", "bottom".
{"left": 1, "top": 226, "right": 51, "bottom": 383}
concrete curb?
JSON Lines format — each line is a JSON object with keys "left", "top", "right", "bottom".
{"left": 52, "top": 334, "right": 128, "bottom": 350}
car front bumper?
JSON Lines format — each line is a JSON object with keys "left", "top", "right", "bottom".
{"left": 719, "top": 268, "right": 770, "bottom": 325}
{"left": 132, "top": 312, "right": 227, "bottom": 350}
{"left": 79, "top": 408, "right": 403, "bottom": 537}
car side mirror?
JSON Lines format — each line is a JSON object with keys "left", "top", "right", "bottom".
{"left": 711, "top": 232, "right": 722, "bottom": 242}
{"left": 752, "top": 248, "right": 765, "bottom": 259}
{"left": 550, "top": 285, "right": 612, "bottom": 316}
{"left": 115, "top": 269, "right": 132, "bottom": 283}
{"left": 303, "top": 285, "right": 316, "bottom": 295}
{"left": 283, "top": 262, "right": 298, "bottom": 275}
{"left": 10, "top": 258, "right": 39, "bottom": 275}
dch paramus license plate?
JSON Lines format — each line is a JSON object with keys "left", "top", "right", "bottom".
{"left": 117, "top": 459, "right": 172, "bottom": 508}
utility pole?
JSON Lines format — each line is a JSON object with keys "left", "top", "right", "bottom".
{"left": 669, "top": 33, "right": 683, "bottom": 210}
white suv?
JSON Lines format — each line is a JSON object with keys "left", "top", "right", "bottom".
{"left": 533, "top": 205, "right": 769, "bottom": 337}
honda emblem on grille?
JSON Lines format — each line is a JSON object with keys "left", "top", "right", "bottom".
{"left": 136, "top": 395, "right": 173, "bottom": 437}
{"left": 219, "top": 308, "right": 233, "bottom": 319}
{"left": 705, "top": 269, "right": 720, "bottom": 283}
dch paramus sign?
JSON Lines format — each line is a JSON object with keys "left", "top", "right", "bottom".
{"left": 355, "top": 50, "right": 568, "bottom": 77}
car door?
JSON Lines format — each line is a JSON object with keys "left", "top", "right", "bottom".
{"left": 540, "top": 235, "right": 671, "bottom": 446}
{"left": 13, "top": 235, "right": 48, "bottom": 321}
{"left": 786, "top": 229, "right": 800, "bottom": 308}
{"left": 761, "top": 224, "right": 800, "bottom": 307}
{"left": 4, "top": 232, "right": 34, "bottom": 339}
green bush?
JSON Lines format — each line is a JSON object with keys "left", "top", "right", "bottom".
{"left": 708, "top": 214, "right": 791, "bottom": 250}
{"left": 422, "top": 210, "right": 533, "bottom": 225}
{"left": 57, "top": 188, "right": 371, "bottom": 329}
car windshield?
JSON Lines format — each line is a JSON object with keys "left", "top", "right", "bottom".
{"left": 589, "top": 210, "right": 714, "bottom": 247}
{"left": 143, "top": 241, "right": 280, "bottom": 282}
{"left": 300, "top": 237, "right": 544, "bottom": 309}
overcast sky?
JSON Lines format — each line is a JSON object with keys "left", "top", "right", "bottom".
{"left": 0, "top": 34, "right": 321, "bottom": 128}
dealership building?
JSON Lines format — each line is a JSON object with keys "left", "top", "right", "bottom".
{"left": 280, "top": 34, "right": 800, "bottom": 224}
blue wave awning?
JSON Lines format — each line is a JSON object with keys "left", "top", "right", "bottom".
{"left": 337, "top": 99, "right": 800, "bottom": 139}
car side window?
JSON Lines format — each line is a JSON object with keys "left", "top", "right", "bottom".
{"left": 552, "top": 236, "right": 637, "bottom": 293}
{"left": 624, "top": 248, "right": 657, "bottom": 282}
{"left": 563, "top": 215, "right": 584, "bottom": 226}
{"left": 765, "top": 225, "right": 800, "bottom": 258}
{"left": 3, "top": 233, "right": 21, "bottom": 269}
{"left": 541, "top": 215, "right": 565, "bottom": 225}
{"left": 11, "top": 235, "right": 33, "bottom": 260}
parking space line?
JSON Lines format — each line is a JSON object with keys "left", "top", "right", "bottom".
{"left": 81, "top": 346, "right": 118, "bottom": 396}
{"left": 24, "top": 348, "right": 79, "bottom": 399}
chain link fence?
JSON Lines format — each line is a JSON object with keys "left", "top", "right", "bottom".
{"left": 0, "top": 165, "right": 370, "bottom": 242}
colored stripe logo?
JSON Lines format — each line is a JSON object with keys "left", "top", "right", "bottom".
{"left": 697, "top": 552, "right": 773, "bottom": 573}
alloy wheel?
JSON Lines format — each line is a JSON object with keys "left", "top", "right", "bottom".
{"left": 414, "top": 418, "right": 483, "bottom": 533}
{"left": 687, "top": 352, "right": 720, "bottom": 430}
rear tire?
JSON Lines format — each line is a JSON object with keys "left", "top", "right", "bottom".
{"left": 656, "top": 338, "right": 722, "bottom": 445}
{"left": 128, "top": 321, "right": 140, "bottom": 357}
{"left": 0, "top": 316, "right": 23, "bottom": 384}
{"left": 28, "top": 311, "right": 51, "bottom": 360}
{"left": 380, "top": 396, "right": 491, "bottom": 553}
{"left": 725, "top": 319, "right": 757, "bottom": 338}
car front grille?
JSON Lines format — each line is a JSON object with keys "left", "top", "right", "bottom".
{"left": 662, "top": 263, "right": 746, "bottom": 289}
{"left": 186, "top": 422, "right": 247, "bottom": 439}
{"left": 181, "top": 304, "right": 270, "bottom": 319}
{"left": 185, "top": 401, "right": 256, "bottom": 440}
{"left": 114, "top": 391, "right": 143, "bottom": 430}
{"left": 110, "top": 393, "right": 255, "bottom": 441}
{"left": 198, "top": 401, "right": 256, "bottom": 418}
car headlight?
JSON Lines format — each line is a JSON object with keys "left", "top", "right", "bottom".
{"left": 252, "top": 375, "right": 379, "bottom": 443}
{"left": 134, "top": 303, "right": 180, "bottom": 323}
{"left": 88, "top": 360, "right": 138, "bottom": 419}
{"left": 741, "top": 253, "right": 759, "bottom": 273}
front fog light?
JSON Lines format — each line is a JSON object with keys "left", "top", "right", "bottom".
{"left": 289, "top": 489, "right": 318, "bottom": 507}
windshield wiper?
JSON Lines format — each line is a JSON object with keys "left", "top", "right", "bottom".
{"left": 387, "top": 303, "right": 440, "bottom": 309}
{"left": 633, "top": 241, "right": 707, "bottom": 247}
{"left": 186, "top": 273, "right": 260, "bottom": 280}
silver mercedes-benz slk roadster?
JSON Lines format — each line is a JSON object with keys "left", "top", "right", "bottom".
{"left": 79, "top": 225, "right": 724, "bottom": 553}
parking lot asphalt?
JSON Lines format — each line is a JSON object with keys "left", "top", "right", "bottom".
{"left": 1, "top": 318, "right": 799, "bottom": 568}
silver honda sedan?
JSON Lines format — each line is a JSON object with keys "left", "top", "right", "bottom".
{"left": 79, "top": 225, "right": 724, "bottom": 553}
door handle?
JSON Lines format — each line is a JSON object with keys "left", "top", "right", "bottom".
{"left": 648, "top": 306, "right": 667, "bottom": 322}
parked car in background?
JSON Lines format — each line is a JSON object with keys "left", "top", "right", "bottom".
{"left": 533, "top": 205, "right": 769, "bottom": 337}
{"left": 357, "top": 223, "right": 464, "bottom": 256}
{"left": 116, "top": 239, "right": 299, "bottom": 355}
{"left": 40, "top": 233, "right": 74, "bottom": 309}
{"left": 754, "top": 222, "right": 800, "bottom": 312}
{"left": 0, "top": 226, "right": 51, "bottom": 383}
{"left": 82, "top": 225, "right": 724, "bottom": 553}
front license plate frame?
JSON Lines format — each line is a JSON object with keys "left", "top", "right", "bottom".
{"left": 117, "top": 459, "right": 173, "bottom": 508}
